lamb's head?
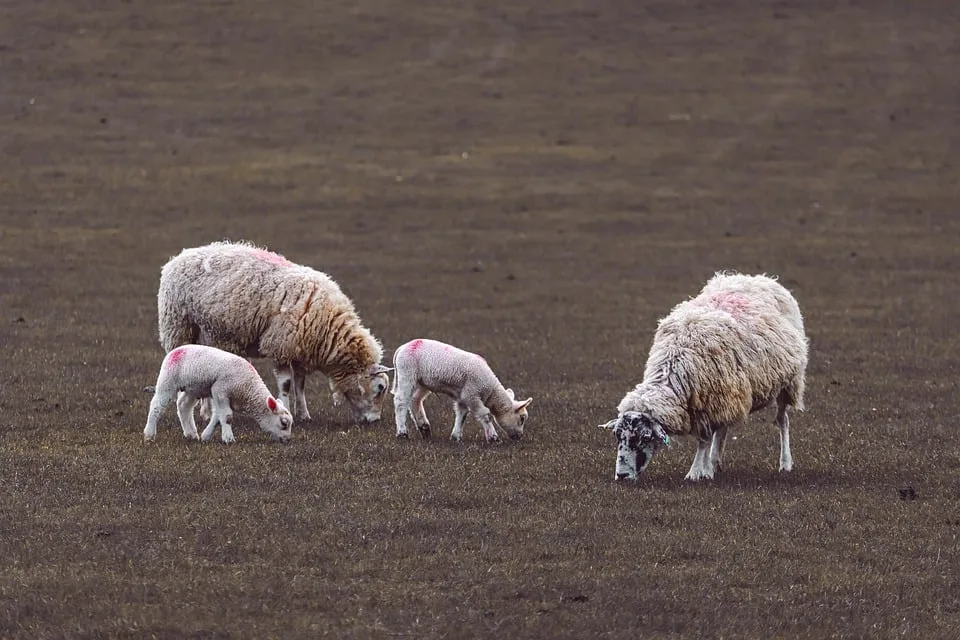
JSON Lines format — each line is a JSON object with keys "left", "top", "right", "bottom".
{"left": 330, "top": 364, "right": 394, "bottom": 423}
{"left": 495, "top": 389, "right": 533, "bottom": 440}
{"left": 598, "top": 411, "right": 670, "bottom": 481}
{"left": 260, "top": 396, "right": 294, "bottom": 442}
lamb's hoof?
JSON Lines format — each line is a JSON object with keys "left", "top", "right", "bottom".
{"left": 417, "top": 425, "right": 431, "bottom": 438}
{"left": 486, "top": 435, "right": 502, "bottom": 444}
{"left": 450, "top": 435, "right": 462, "bottom": 443}
{"left": 142, "top": 435, "right": 155, "bottom": 443}
{"left": 221, "top": 437, "right": 236, "bottom": 445}
{"left": 183, "top": 432, "right": 200, "bottom": 441}
{"left": 396, "top": 432, "right": 409, "bottom": 439}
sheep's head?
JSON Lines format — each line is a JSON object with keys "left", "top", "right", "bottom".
{"left": 262, "top": 396, "right": 294, "bottom": 442}
{"left": 330, "top": 364, "right": 393, "bottom": 423}
{"left": 598, "top": 411, "right": 670, "bottom": 481}
{"left": 495, "top": 388, "right": 533, "bottom": 440}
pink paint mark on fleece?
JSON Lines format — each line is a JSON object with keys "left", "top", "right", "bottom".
{"left": 408, "top": 339, "right": 424, "bottom": 353}
{"left": 167, "top": 347, "right": 187, "bottom": 367}
{"left": 704, "top": 292, "right": 751, "bottom": 319}
{"left": 253, "top": 249, "right": 291, "bottom": 267}
{"left": 247, "top": 361, "right": 258, "bottom": 373}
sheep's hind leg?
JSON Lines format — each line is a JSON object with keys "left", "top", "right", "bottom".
{"left": 411, "top": 387, "right": 431, "bottom": 438}
{"left": 393, "top": 380, "right": 415, "bottom": 438}
{"left": 175, "top": 393, "right": 201, "bottom": 441}
{"left": 775, "top": 396, "right": 793, "bottom": 472}
{"left": 274, "top": 364, "right": 295, "bottom": 414}
{"left": 143, "top": 389, "right": 174, "bottom": 442}
{"left": 684, "top": 438, "right": 714, "bottom": 481}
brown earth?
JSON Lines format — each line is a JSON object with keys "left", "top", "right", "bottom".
{"left": 1, "top": 0, "right": 959, "bottom": 637}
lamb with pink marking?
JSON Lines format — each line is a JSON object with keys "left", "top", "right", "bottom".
{"left": 157, "top": 241, "right": 392, "bottom": 425}
{"left": 598, "top": 272, "right": 809, "bottom": 481}
{"left": 392, "top": 339, "right": 533, "bottom": 443}
{"left": 143, "top": 344, "right": 293, "bottom": 444}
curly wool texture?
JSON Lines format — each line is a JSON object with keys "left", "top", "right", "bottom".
{"left": 618, "top": 272, "right": 808, "bottom": 440}
{"left": 158, "top": 241, "right": 384, "bottom": 384}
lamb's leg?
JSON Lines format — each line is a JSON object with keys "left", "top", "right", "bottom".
{"left": 775, "top": 398, "right": 793, "bottom": 472}
{"left": 709, "top": 425, "right": 729, "bottom": 473}
{"left": 684, "top": 438, "right": 714, "bottom": 481}
{"left": 292, "top": 365, "right": 311, "bottom": 421}
{"left": 212, "top": 394, "right": 235, "bottom": 444}
{"left": 143, "top": 389, "right": 174, "bottom": 442}
{"left": 393, "top": 380, "right": 414, "bottom": 438}
{"left": 200, "top": 401, "right": 220, "bottom": 442}
{"left": 175, "top": 393, "right": 201, "bottom": 441}
{"left": 469, "top": 399, "right": 500, "bottom": 444}
{"left": 450, "top": 402, "right": 469, "bottom": 442}
{"left": 411, "top": 387, "right": 431, "bottom": 438}
{"left": 198, "top": 398, "right": 212, "bottom": 420}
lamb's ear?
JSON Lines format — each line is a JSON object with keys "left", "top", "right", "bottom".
{"left": 513, "top": 397, "right": 532, "bottom": 411}
{"left": 597, "top": 418, "right": 618, "bottom": 431}
{"left": 506, "top": 388, "right": 516, "bottom": 400}
{"left": 369, "top": 364, "right": 394, "bottom": 376}
{"left": 267, "top": 397, "right": 278, "bottom": 413}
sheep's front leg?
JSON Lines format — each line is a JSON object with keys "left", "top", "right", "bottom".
{"left": 469, "top": 399, "right": 500, "bottom": 444}
{"left": 200, "top": 402, "right": 221, "bottom": 442}
{"left": 709, "top": 425, "right": 729, "bottom": 473}
{"left": 684, "top": 438, "right": 714, "bottom": 481}
{"left": 212, "top": 395, "right": 236, "bottom": 444}
{"left": 292, "top": 365, "right": 311, "bottom": 421}
{"left": 175, "top": 392, "right": 201, "bottom": 441}
{"left": 450, "top": 402, "right": 469, "bottom": 442}
{"left": 775, "top": 400, "right": 793, "bottom": 472}
{"left": 274, "top": 364, "right": 295, "bottom": 414}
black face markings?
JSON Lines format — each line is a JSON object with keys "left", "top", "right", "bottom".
{"left": 281, "top": 380, "right": 292, "bottom": 393}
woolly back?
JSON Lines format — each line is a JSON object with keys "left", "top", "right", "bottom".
{"left": 639, "top": 273, "right": 808, "bottom": 435}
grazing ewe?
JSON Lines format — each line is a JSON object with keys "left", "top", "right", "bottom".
{"left": 143, "top": 344, "right": 293, "bottom": 444}
{"left": 392, "top": 338, "right": 533, "bottom": 443}
{"left": 157, "top": 241, "right": 393, "bottom": 424}
{"left": 598, "top": 272, "right": 808, "bottom": 481}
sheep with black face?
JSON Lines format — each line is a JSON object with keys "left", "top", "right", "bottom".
{"left": 599, "top": 272, "right": 808, "bottom": 482}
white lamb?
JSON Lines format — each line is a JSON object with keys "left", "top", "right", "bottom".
{"left": 157, "top": 241, "right": 393, "bottom": 425}
{"left": 143, "top": 344, "right": 293, "bottom": 444}
{"left": 392, "top": 338, "right": 533, "bottom": 443}
{"left": 598, "top": 272, "right": 809, "bottom": 482}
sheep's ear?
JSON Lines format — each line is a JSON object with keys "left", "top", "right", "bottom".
{"left": 267, "top": 397, "right": 278, "bottom": 412}
{"left": 598, "top": 418, "right": 618, "bottom": 431}
{"left": 514, "top": 397, "right": 532, "bottom": 411}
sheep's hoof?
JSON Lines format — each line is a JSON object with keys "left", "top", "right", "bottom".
{"left": 486, "top": 435, "right": 502, "bottom": 444}
{"left": 416, "top": 425, "right": 431, "bottom": 438}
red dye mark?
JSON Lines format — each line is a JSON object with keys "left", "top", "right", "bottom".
{"left": 703, "top": 292, "right": 751, "bottom": 318}
{"left": 408, "top": 339, "right": 424, "bottom": 353}
{"left": 167, "top": 347, "right": 187, "bottom": 366}
{"left": 247, "top": 361, "right": 257, "bottom": 373}
{"left": 252, "top": 249, "right": 291, "bottom": 267}
{"left": 268, "top": 397, "right": 278, "bottom": 411}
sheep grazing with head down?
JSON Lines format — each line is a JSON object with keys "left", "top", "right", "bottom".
{"left": 143, "top": 344, "right": 293, "bottom": 444}
{"left": 157, "top": 241, "right": 393, "bottom": 425}
{"left": 598, "top": 272, "right": 809, "bottom": 482}
{"left": 392, "top": 338, "right": 533, "bottom": 443}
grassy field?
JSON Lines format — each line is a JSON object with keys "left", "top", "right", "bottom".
{"left": 1, "top": 0, "right": 959, "bottom": 637}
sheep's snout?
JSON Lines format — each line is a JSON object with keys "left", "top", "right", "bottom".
{"left": 508, "top": 431, "right": 523, "bottom": 441}
{"left": 616, "top": 472, "right": 634, "bottom": 481}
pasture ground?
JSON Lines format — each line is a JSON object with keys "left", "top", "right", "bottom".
{"left": 1, "top": 0, "right": 959, "bottom": 637}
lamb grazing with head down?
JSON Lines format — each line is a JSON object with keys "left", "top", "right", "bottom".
{"left": 598, "top": 272, "right": 809, "bottom": 482}
{"left": 392, "top": 339, "right": 533, "bottom": 443}
{"left": 143, "top": 344, "right": 293, "bottom": 444}
{"left": 157, "top": 241, "right": 393, "bottom": 425}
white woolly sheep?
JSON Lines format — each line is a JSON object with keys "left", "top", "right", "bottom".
{"left": 598, "top": 272, "right": 808, "bottom": 482}
{"left": 143, "top": 344, "right": 293, "bottom": 443}
{"left": 157, "top": 241, "right": 393, "bottom": 425}
{"left": 392, "top": 338, "right": 533, "bottom": 443}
